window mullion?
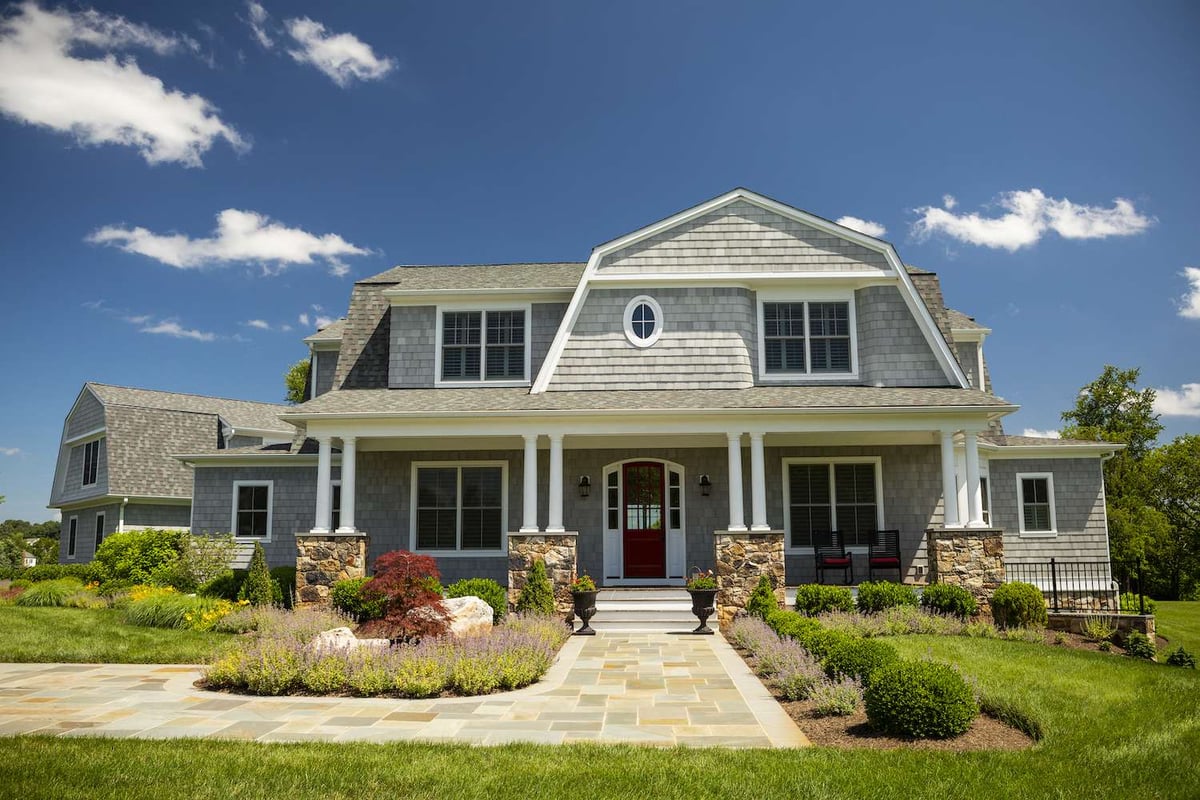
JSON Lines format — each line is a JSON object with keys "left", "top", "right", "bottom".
{"left": 803, "top": 303, "right": 813, "bottom": 375}
{"left": 478, "top": 311, "right": 487, "bottom": 381}
{"left": 456, "top": 467, "right": 464, "bottom": 550}
{"left": 827, "top": 463, "right": 837, "bottom": 530}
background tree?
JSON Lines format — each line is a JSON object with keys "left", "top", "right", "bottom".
{"left": 284, "top": 358, "right": 311, "bottom": 405}
{"left": 1145, "top": 435, "right": 1200, "bottom": 599}
{"left": 0, "top": 518, "right": 60, "bottom": 568}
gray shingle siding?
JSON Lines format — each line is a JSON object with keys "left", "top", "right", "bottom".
{"left": 313, "top": 349, "right": 340, "bottom": 397}
{"left": 855, "top": 286, "right": 951, "bottom": 387}
{"left": 59, "top": 502, "right": 119, "bottom": 562}
{"left": 227, "top": 435, "right": 263, "bottom": 449}
{"left": 388, "top": 306, "right": 436, "bottom": 388}
{"left": 124, "top": 503, "right": 191, "bottom": 529}
{"left": 989, "top": 458, "right": 1110, "bottom": 563}
{"left": 956, "top": 342, "right": 980, "bottom": 389}
{"left": 66, "top": 390, "right": 105, "bottom": 439}
{"left": 57, "top": 437, "right": 108, "bottom": 505}
{"left": 599, "top": 200, "right": 891, "bottom": 274}
{"left": 531, "top": 303, "right": 567, "bottom": 378}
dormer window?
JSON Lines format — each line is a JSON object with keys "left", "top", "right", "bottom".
{"left": 623, "top": 295, "right": 663, "bottom": 347}
{"left": 437, "top": 307, "right": 529, "bottom": 385}
{"left": 758, "top": 296, "right": 857, "bottom": 380}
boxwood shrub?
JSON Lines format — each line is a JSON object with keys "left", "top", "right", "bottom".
{"left": 855, "top": 581, "right": 918, "bottom": 614}
{"left": 764, "top": 609, "right": 823, "bottom": 641}
{"left": 797, "top": 628, "right": 858, "bottom": 660}
{"left": 331, "top": 576, "right": 386, "bottom": 622}
{"left": 745, "top": 575, "right": 779, "bottom": 619}
{"left": 991, "top": 582, "right": 1047, "bottom": 629}
{"left": 920, "top": 583, "right": 979, "bottom": 618}
{"left": 864, "top": 659, "right": 979, "bottom": 739}
{"left": 1123, "top": 631, "right": 1157, "bottom": 660}
{"left": 793, "top": 584, "right": 854, "bottom": 616}
{"left": 822, "top": 638, "right": 900, "bottom": 684}
{"left": 445, "top": 577, "right": 507, "bottom": 622}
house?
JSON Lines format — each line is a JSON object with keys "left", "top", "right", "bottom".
{"left": 160, "top": 188, "right": 1118, "bottom": 606}
{"left": 49, "top": 383, "right": 292, "bottom": 562}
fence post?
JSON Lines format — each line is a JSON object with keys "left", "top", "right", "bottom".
{"left": 1049, "top": 558, "right": 1059, "bottom": 613}
{"left": 1138, "top": 561, "right": 1146, "bottom": 615}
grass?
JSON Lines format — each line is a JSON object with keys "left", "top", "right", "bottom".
{"left": 1155, "top": 600, "right": 1200, "bottom": 654}
{"left": 0, "top": 607, "right": 231, "bottom": 663}
{"left": 1, "top": 635, "right": 1197, "bottom": 799}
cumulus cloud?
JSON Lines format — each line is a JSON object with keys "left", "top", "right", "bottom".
{"left": 298, "top": 312, "right": 310, "bottom": 326}
{"left": 835, "top": 216, "right": 887, "bottom": 238}
{"left": 245, "top": 1, "right": 273, "bottom": 48}
{"left": 911, "top": 189, "right": 1154, "bottom": 251}
{"left": 284, "top": 17, "right": 395, "bottom": 86}
{"left": 1177, "top": 267, "right": 1200, "bottom": 320}
{"left": 0, "top": 446, "right": 22, "bottom": 457}
{"left": 140, "top": 319, "right": 216, "bottom": 341}
{"left": 1153, "top": 383, "right": 1200, "bottom": 417}
{"left": 1020, "top": 428, "right": 1061, "bottom": 439}
{"left": 87, "top": 209, "right": 370, "bottom": 274}
{"left": 0, "top": 2, "right": 246, "bottom": 166}
{"left": 315, "top": 315, "right": 334, "bottom": 329}
{"left": 244, "top": 319, "right": 271, "bottom": 330}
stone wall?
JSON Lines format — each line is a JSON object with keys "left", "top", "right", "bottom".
{"left": 714, "top": 530, "right": 785, "bottom": 628}
{"left": 295, "top": 533, "right": 368, "bottom": 605}
{"left": 1047, "top": 611, "right": 1155, "bottom": 641}
{"left": 507, "top": 532, "right": 577, "bottom": 615}
{"left": 926, "top": 527, "right": 1005, "bottom": 614}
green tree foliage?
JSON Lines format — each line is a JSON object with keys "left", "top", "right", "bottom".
{"left": 515, "top": 560, "right": 556, "bottom": 615}
{"left": 285, "top": 358, "right": 311, "bottom": 405}
{"left": 1061, "top": 365, "right": 1163, "bottom": 460}
{"left": 239, "top": 542, "right": 276, "bottom": 607}
{"left": 1144, "top": 435, "right": 1200, "bottom": 599}
{"left": 0, "top": 519, "right": 61, "bottom": 569}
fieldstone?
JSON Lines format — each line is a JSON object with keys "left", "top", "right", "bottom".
{"left": 714, "top": 531, "right": 785, "bottom": 629}
{"left": 309, "top": 627, "right": 389, "bottom": 653}
{"left": 295, "top": 534, "right": 368, "bottom": 607}
{"left": 443, "top": 596, "right": 494, "bottom": 637}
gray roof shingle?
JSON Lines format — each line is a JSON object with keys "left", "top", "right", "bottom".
{"left": 946, "top": 309, "right": 988, "bottom": 331}
{"left": 981, "top": 434, "right": 1115, "bottom": 448}
{"left": 361, "top": 262, "right": 587, "bottom": 290}
{"left": 304, "top": 318, "right": 347, "bottom": 342}
{"left": 88, "top": 383, "right": 290, "bottom": 432}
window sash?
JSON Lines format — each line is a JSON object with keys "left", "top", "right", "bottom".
{"left": 416, "top": 466, "right": 503, "bottom": 551}
{"left": 442, "top": 310, "right": 525, "bottom": 381}
{"left": 82, "top": 440, "right": 99, "bottom": 486}
{"left": 787, "top": 462, "right": 878, "bottom": 548}
{"left": 763, "top": 301, "right": 852, "bottom": 375}
{"left": 94, "top": 514, "right": 105, "bottom": 550}
{"left": 236, "top": 484, "right": 270, "bottom": 538}
{"left": 1021, "top": 477, "right": 1052, "bottom": 532}
{"left": 67, "top": 518, "right": 77, "bottom": 557}
{"left": 331, "top": 484, "right": 341, "bottom": 531}
{"left": 764, "top": 302, "right": 806, "bottom": 373}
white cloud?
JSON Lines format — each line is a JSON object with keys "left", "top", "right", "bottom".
{"left": 912, "top": 189, "right": 1154, "bottom": 251}
{"left": 1020, "top": 428, "right": 1061, "bottom": 439}
{"left": 942, "top": 194, "right": 957, "bottom": 210}
{"left": 87, "top": 208, "right": 369, "bottom": 273}
{"left": 84, "top": 299, "right": 220, "bottom": 342}
{"left": 284, "top": 16, "right": 395, "bottom": 86}
{"left": 0, "top": 447, "right": 22, "bottom": 457}
{"left": 1153, "top": 383, "right": 1200, "bottom": 417}
{"left": 0, "top": 2, "right": 246, "bottom": 166}
{"left": 315, "top": 315, "right": 334, "bottom": 329}
{"left": 311, "top": 304, "right": 324, "bottom": 312}
{"left": 298, "top": 312, "right": 310, "bottom": 326}
{"left": 281, "top": 324, "right": 293, "bottom": 332}
{"left": 244, "top": 319, "right": 270, "bottom": 330}
{"left": 140, "top": 319, "right": 216, "bottom": 342}
{"left": 245, "top": 1, "right": 273, "bottom": 48}
{"left": 1177, "top": 267, "right": 1200, "bottom": 320}
{"left": 835, "top": 216, "right": 887, "bottom": 238}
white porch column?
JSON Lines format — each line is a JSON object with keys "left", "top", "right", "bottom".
{"left": 312, "top": 435, "right": 333, "bottom": 533}
{"left": 547, "top": 433, "right": 564, "bottom": 533}
{"left": 726, "top": 432, "right": 747, "bottom": 531}
{"left": 749, "top": 431, "right": 769, "bottom": 531}
{"left": 964, "top": 431, "right": 985, "bottom": 527}
{"left": 939, "top": 430, "right": 961, "bottom": 528}
{"left": 521, "top": 434, "right": 539, "bottom": 532}
{"left": 336, "top": 436, "right": 357, "bottom": 532}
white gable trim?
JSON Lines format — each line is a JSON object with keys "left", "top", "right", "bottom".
{"left": 531, "top": 189, "right": 968, "bottom": 393}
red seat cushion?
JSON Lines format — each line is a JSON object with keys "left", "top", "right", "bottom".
{"left": 820, "top": 557, "right": 851, "bottom": 566}
{"left": 870, "top": 557, "right": 900, "bottom": 566}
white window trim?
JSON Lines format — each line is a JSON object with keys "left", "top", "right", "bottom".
{"left": 622, "top": 295, "right": 663, "bottom": 348}
{"left": 81, "top": 438, "right": 101, "bottom": 487}
{"left": 756, "top": 290, "right": 859, "bottom": 382}
{"left": 1016, "top": 472, "right": 1057, "bottom": 536}
{"left": 434, "top": 303, "right": 532, "bottom": 388}
{"left": 231, "top": 480, "right": 274, "bottom": 542}
{"left": 67, "top": 516, "right": 78, "bottom": 559}
{"left": 94, "top": 512, "right": 105, "bottom": 555}
{"left": 409, "top": 460, "right": 508, "bottom": 557}
{"left": 782, "top": 456, "right": 884, "bottom": 554}
{"left": 601, "top": 458, "right": 687, "bottom": 583}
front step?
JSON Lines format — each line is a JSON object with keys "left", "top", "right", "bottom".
{"left": 585, "top": 588, "right": 701, "bottom": 634}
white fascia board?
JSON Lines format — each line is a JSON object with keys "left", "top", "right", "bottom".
{"left": 176, "top": 453, "right": 339, "bottom": 466}
{"left": 981, "top": 442, "right": 1124, "bottom": 458}
{"left": 587, "top": 271, "right": 892, "bottom": 287}
{"left": 950, "top": 328, "right": 990, "bottom": 342}
{"left": 309, "top": 341, "right": 342, "bottom": 352}
{"left": 226, "top": 426, "right": 296, "bottom": 439}
{"left": 303, "top": 333, "right": 344, "bottom": 345}
{"left": 64, "top": 426, "right": 106, "bottom": 446}
{"left": 383, "top": 288, "right": 574, "bottom": 306}
{"left": 55, "top": 494, "right": 191, "bottom": 511}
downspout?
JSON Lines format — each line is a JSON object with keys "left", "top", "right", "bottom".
{"left": 119, "top": 497, "right": 129, "bottom": 533}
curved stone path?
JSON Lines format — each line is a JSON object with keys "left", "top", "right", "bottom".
{"left": 0, "top": 633, "right": 808, "bottom": 748}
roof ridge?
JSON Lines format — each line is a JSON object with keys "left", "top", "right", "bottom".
{"left": 87, "top": 382, "right": 290, "bottom": 409}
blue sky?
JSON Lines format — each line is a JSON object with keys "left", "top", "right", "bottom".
{"left": 0, "top": 0, "right": 1197, "bottom": 522}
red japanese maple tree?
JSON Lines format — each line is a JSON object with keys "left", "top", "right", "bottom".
{"left": 358, "top": 550, "right": 450, "bottom": 642}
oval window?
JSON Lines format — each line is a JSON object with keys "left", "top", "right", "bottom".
{"left": 623, "top": 295, "right": 663, "bottom": 347}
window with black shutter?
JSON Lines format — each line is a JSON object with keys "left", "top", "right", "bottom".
{"left": 786, "top": 461, "right": 880, "bottom": 548}
{"left": 416, "top": 465, "right": 504, "bottom": 551}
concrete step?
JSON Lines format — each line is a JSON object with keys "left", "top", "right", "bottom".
{"left": 582, "top": 587, "right": 704, "bottom": 633}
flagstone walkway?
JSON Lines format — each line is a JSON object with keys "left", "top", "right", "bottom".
{"left": 0, "top": 633, "right": 808, "bottom": 748}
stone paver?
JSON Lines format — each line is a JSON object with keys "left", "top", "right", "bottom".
{"left": 0, "top": 633, "right": 808, "bottom": 748}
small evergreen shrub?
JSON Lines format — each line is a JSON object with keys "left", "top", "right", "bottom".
{"left": 200, "top": 569, "right": 245, "bottom": 600}
{"left": 239, "top": 543, "right": 277, "bottom": 607}
{"left": 515, "top": 560, "right": 556, "bottom": 616}
{"left": 270, "top": 566, "right": 297, "bottom": 609}
{"left": 1165, "top": 646, "right": 1196, "bottom": 669}
{"left": 991, "top": 582, "right": 1047, "bottom": 629}
{"left": 794, "top": 584, "right": 854, "bottom": 616}
{"left": 810, "top": 677, "right": 862, "bottom": 717}
{"left": 446, "top": 577, "right": 507, "bottom": 622}
{"left": 798, "top": 628, "right": 858, "bottom": 660}
{"left": 822, "top": 638, "right": 900, "bottom": 684}
{"left": 14, "top": 578, "right": 83, "bottom": 607}
{"left": 745, "top": 575, "right": 779, "bottom": 619}
{"left": 331, "top": 576, "right": 386, "bottom": 622}
{"left": 765, "top": 609, "right": 823, "bottom": 641}
{"left": 855, "top": 581, "right": 918, "bottom": 614}
{"left": 1119, "top": 592, "right": 1156, "bottom": 615}
{"left": 920, "top": 584, "right": 979, "bottom": 618}
{"left": 865, "top": 660, "right": 979, "bottom": 739}
{"left": 1123, "top": 631, "right": 1156, "bottom": 660}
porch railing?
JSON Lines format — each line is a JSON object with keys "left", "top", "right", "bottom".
{"left": 1004, "top": 559, "right": 1133, "bottom": 613}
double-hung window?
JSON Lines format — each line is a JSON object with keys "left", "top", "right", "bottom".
{"left": 761, "top": 300, "right": 854, "bottom": 377}
{"left": 67, "top": 517, "right": 77, "bottom": 558}
{"left": 784, "top": 459, "right": 881, "bottom": 548}
{"left": 1017, "top": 473, "right": 1056, "bottom": 534}
{"left": 233, "top": 481, "right": 272, "bottom": 539}
{"left": 413, "top": 464, "right": 505, "bottom": 552}
{"left": 439, "top": 308, "right": 527, "bottom": 383}
{"left": 82, "top": 439, "right": 100, "bottom": 486}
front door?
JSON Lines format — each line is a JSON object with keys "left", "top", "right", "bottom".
{"left": 622, "top": 461, "right": 666, "bottom": 578}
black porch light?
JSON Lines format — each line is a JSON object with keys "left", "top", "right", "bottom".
{"left": 578, "top": 475, "right": 591, "bottom": 498}
{"left": 699, "top": 474, "right": 712, "bottom": 496}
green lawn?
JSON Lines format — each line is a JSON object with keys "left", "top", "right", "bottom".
{"left": 1155, "top": 600, "right": 1200, "bottom": 654}
{"left": 1, "top": 635, "right": 1197, "bottom": 799}
{"left": 0, "top": 607, "right": 231, "bottom": 663}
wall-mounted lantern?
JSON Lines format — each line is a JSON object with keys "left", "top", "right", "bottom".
{"left": 578, "top": 475, "right": 591, "bottom": 498}
{"left": 699, "top": 474, "right": 712, "bottom": 497}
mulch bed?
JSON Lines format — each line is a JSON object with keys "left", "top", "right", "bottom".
{"left": 1039, "top": 627, "right": 1169, "bottom": 654}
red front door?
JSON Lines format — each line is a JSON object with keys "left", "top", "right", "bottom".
{"left": 622, "top": 462, "right": 666, "bottom": 578}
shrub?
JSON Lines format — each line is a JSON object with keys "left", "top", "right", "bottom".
{"left": 302, "top": 654, "right": 350, "bottom": 694}
{"left": 357, "top": 550, "right": 449, "bottom": 642}
{"left": 730, "top": 616, "right": 777, "bottom": 653}
{"left": 515, "top": 560, "right": 556, "bottom": 616}
{"left": 877, "top": 605, "right": 964, "bottom": 637}
{"left": 14, "top": 578, "right": 84, "bottom": 607}
{"left": 331, "top": 577, "right": 386, "bottom": 622}
{"left": 765, "top": 609, "right": 823, "bottom": 642}
{"left": 1082, "top": 615, "right": 1117, "bottom": 643}
{"left": 865, "top": 660, "right": 979, "bottom": 739}
{"left": 156, "top": 534, "right": 236, "bottom": 592}
{"left": 798, "top": 628, "right": 858, "bottom": 660}
{"left": 270, "top": 566, "right": 297, "bottom": 609}
{"left": 392, "top": 646, "right": 450, "bottom": 697}
{"left": 855, "top": 581, "right": 918, "bottom": 614}
{"left": 200, "top": 569, "right": 245, "bottom": 600}
{"left": 239, "top": 543, "right": 276, "bottom": 607}
{"left": 446, "top": 578, "right": 507, "bottom": 623}
{"left": 1165, "top": 646, "right": 1196, "bottom": 669}
{"left": 810, "top": 677, "right": 862, "bottom": 717}
{"left": 124, "top": 590, "right": 236, "bottom": 631}
{"left": 1123, "top": 631, "right": 1156, "bottom": 660}
{"left": 745, "top": 575, "right": 779, "bottom": 619}
{"left": 1120, "top": 592, "right": 1156, "bottom": 615}
{"left": 991, "top": 582, "right": 1047, "bottom": 629}
{"left": 794, "top": 584, "right": 854, "bottom": 616}
{"left": 502, "top": 612, "right": 572, "bottom": 650}
{"left": 773, "top": 655, "right": 825, "bottom": 701}
{"left": 240, "top": 639, "right": 305, "bottom": 695}
{"left": 92, "top": 528, "right": 185, "bottom": 586}
{"left": 920, "top": 584, "right": 979, "bottom": 618}
{"left": 753, "top": 637, "right": 811, "bottom": 679}
{"left": 822, "top": 638, "right": 900, "bottom": 684}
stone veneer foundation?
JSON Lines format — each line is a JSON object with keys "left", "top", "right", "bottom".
{"left": 507, "top": 531, "right": 578, "bottom": 615}
{"left": 926, "top": 527, "right": 1005, "bottom": 615}
{"left": 714, "top": 530, "right": 785, "bottom": 628}
{"left": 295, "top": 532, "right": 369, "bottom": 605}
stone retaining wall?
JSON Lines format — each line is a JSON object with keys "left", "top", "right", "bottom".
{"left": 295, "top": 532, "right": 369, "bottom": 605}
{"left": 926, "top": 527, "right": 1005, "bottom": 615}
{"left": 714, "top": 530, "right": 785, "bottom": 628}
{"left": 507, "top": 531, "right": 578, "bottom": 615}
{"left": 1047, "top": 611, "right": 1156, "bottom": 641}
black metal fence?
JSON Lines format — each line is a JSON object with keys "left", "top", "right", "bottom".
{"left": 1004, "top": 559, "right": 1136, "bottom": 613}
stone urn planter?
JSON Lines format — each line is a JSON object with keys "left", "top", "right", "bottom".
{"left": 571, "top": 590, "right": 598, "bottom": 635}
{"left": 686, "top": 569, "right": 718, "bottom": 634}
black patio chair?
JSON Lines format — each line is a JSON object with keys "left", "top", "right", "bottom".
{"left": 814, "top": 530, "right": 853, "bottom": 585}
{"left": 867, "top": 529, "right": 902, "bottom": 581}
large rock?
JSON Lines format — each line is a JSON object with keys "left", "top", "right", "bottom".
{"left": 444, "top": 595, "right": 494, "bottom": 638}
{"left": 309, "top": 627, "right": 389, "bottom": 653}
